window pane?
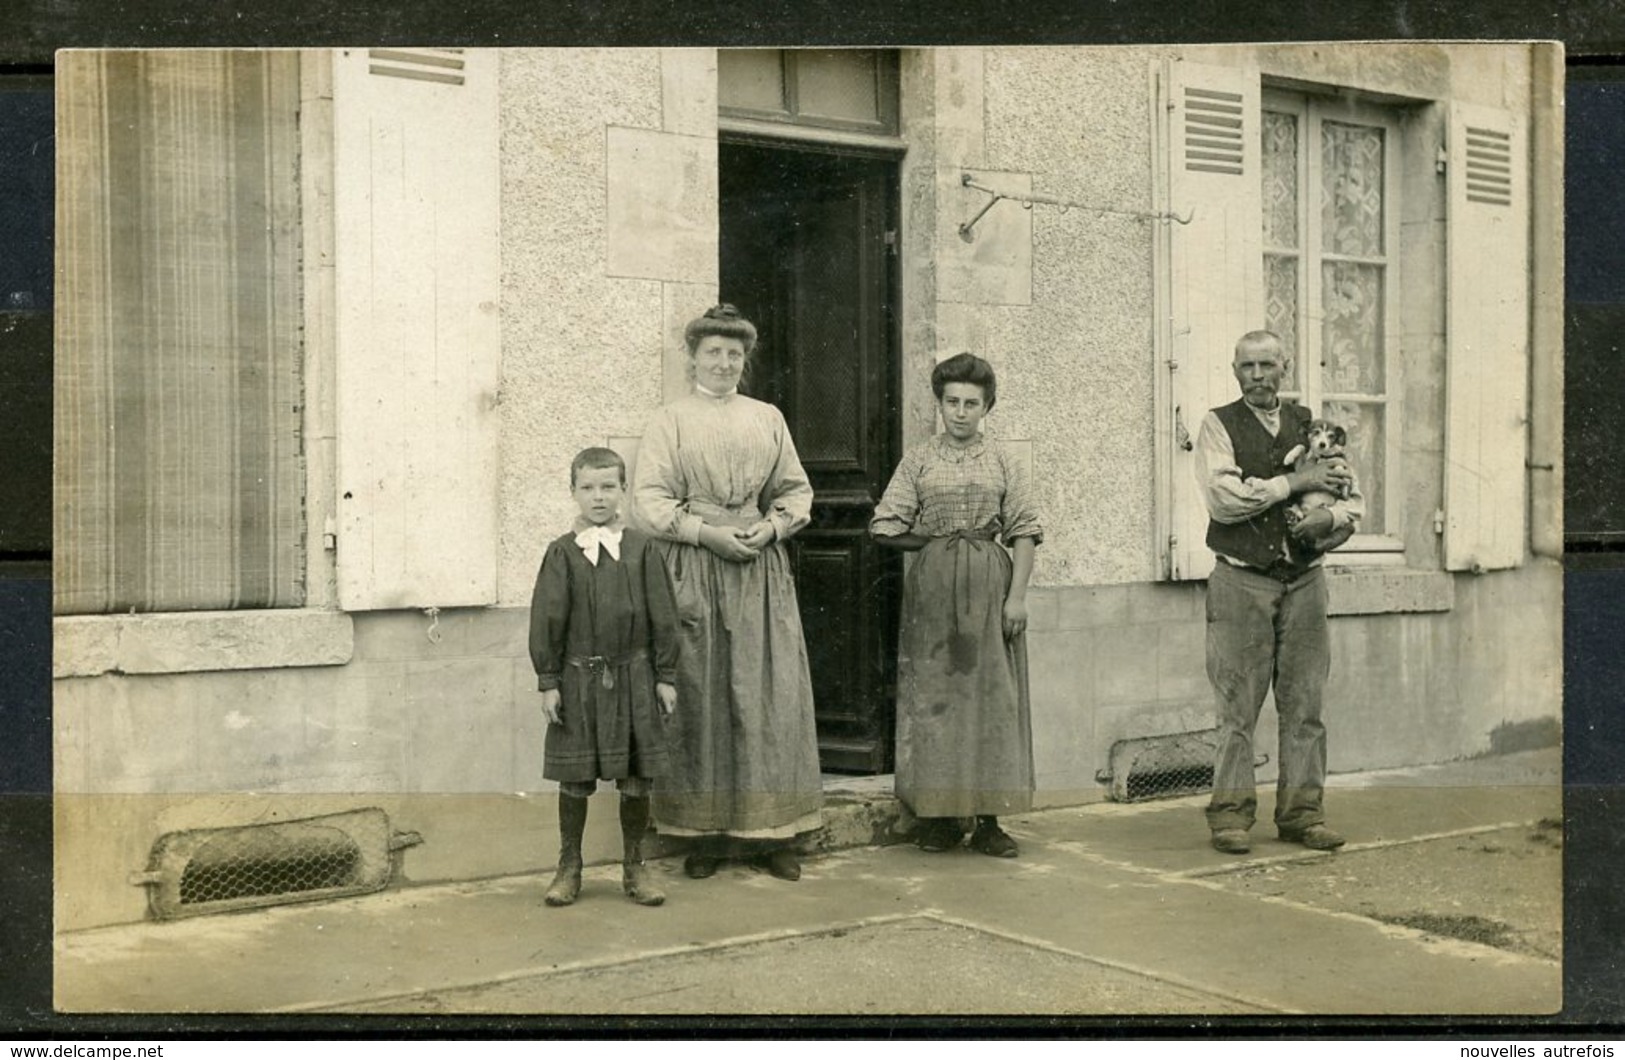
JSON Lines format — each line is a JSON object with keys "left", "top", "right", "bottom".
{"left": 1322, "top": 120, "right": 1385, "bottom": 257}
{"left": 794, "top": 50, "right": 880, "bottom": 125}
{"left": 1321, "top": 399, "right": 1384, "bottom": 534}
{"left": 1321, "top": 260, "right": 1385, "bottom": 393}
{"left": 718, "top": 49, "right": 787, "bottom": 114}
{"left": 55, "top": 51, "right": 305, "bottom": 613}
{"left": 1265, "top": 254, "right": 1302, "bottom": 391}
{"left": 1262, "top": 110, "right": 1299, "bottom": 249}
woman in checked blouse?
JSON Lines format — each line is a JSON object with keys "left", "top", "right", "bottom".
{"left": 870, "top": 352, "right": 1043, "bottom": 858}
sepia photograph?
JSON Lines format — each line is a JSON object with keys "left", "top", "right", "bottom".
{"left": 46, "top": 42, "right": 1564, "bottom": 1017}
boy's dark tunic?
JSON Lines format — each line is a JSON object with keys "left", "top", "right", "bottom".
{"left": 528, "top": 527, "right": 680, "bottom": 782}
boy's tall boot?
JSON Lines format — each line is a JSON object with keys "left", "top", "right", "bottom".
{"left": 544, "top": 792, "right": 588, "bottom": 906}
{"left": 619, "top": 794, "right": 666, "bottom": 906}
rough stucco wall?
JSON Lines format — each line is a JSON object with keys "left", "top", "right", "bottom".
{"left": 1254, "top": 42, "right": 1451, "bottom": 100}
{"left": 977, "top": 47, "right": 1159, "bottom": 586}
{"left": 897, "top": 50, "right": 943, "bottom": 450}
{"left": 498, "top": 49, "right": 669, "bottom": 606}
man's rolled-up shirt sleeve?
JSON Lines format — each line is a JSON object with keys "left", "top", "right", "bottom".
{"left": 1193, "top": 410, "right": 1291, "bottom": 524}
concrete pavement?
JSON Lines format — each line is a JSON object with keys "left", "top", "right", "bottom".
{"left": 54, "top": 747, "right": 1561, "bottom": 1017}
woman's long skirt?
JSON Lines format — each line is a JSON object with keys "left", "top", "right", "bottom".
{"left": 895, "top": 535, "right": 1035, "bottom": 819}
{"left": 652, "top": 539, "right": 824, "bottom": 839}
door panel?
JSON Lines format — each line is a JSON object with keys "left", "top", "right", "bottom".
{"left": 719, "top": 141, "right": 900, "bottom": 774}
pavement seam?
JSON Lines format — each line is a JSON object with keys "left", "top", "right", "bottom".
{"left": 1168, "top": 873, "right": 1561, "bottom": 970}
{"left": 918, "top": 912, "right": 1296, "bottom": 1015}
{"left": 1043, "top": 825, "right": 1560, "bottom": 972}
{"left": 274, "top": 910, "right": 933, "bottom": 1014}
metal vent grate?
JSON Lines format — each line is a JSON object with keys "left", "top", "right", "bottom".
{"left": 1183, "top": 87, "right": 1245, "bottom": 175}
{"left": 1463, "top": 126, "right": 1513, "bottom": 206}
{"left": 178, "top": 826, "right": 362, "bottom": 906}
{"left": 1100, "top": 728, "right": 1220, "bottom": 802}
{"left": 131, "top": 808, "right": 422, "bottom": 920}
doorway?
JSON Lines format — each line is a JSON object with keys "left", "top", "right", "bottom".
{"left": 718, "top": 140, "right": 901, "bottom": 774}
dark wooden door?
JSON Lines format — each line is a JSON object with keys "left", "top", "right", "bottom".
{"left": 719, "top": 140, "right": 900, "bottom": 774}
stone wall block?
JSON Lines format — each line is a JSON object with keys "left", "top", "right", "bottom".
{"left": 1057, "top": 584, "right": 1130, "bottom": 630}
{"left": 403, "top": 659, "right": 515, "bottom": 794}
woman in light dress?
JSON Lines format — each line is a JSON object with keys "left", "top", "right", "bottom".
{"left": 633, "top": 304, "right": 822, "bottom": 882}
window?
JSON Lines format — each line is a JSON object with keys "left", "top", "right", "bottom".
{"left": 1155, "top": 57, "right": 1529, "bottom": 581}
{"left": 53, "top": 49, "right": 502, "bottom": 618}
{"left": 1261, "top": 92, "right": 1403, "bottom": 553}
{"left": 54, "top": 51, "right": 306, "bottom": 614}
{"left": 718, "top": 50, "right": 899, "bottom": 136}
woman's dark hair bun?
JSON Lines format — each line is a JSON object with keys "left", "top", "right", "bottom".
{"left": 685, "top": 302, "right": 758, "bottom": 358}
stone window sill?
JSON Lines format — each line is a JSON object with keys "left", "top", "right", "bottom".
{"left": 53, "top": 610, "right": 355, "bottom": 678}
{"left": 1324, "top": 567, "right": 1455, "bottom": 616}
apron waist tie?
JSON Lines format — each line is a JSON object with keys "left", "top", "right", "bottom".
{"left": 937, "top": 525, "right": 1001, "bottom": 634}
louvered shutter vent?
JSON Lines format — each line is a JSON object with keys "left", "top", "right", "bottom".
{"left": 367, "top": 48, "right": 467, "bottom": 86}
{"left": 1183, "top": 87, "right": 1246, "bottom": 175}
{"left": 1462, "top": 125, "right": 1513, "bottom": 207}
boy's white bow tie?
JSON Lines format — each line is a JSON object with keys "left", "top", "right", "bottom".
{"left": 573, "top": 524, "right": 623, "bottom": 566}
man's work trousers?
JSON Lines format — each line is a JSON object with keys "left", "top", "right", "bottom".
{"left": 1203, "top": 560, "right": 1331, "bottom": 834}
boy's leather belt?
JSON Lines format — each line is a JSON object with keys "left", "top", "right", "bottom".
{"left": 564, "top": 648, "right": 648, "bottom": 690}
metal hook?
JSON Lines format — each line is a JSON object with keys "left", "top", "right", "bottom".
{"left": 423, "top": 606, "right": 443, "bottom": 644}
{"left": 956, "top": 171, "right": 1194, "bottom": 239}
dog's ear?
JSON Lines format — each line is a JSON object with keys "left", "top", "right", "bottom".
{"left": 1333, "top": 425, "right": 1347, "bottom": 446}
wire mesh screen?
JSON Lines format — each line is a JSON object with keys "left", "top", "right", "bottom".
{"left": 1123, "top": 761, "right": 1216, "bottom": 801}
{"left": 135, "top": 807, "right": 410, "bottom": 920}
{"left": 1106, "top": 729, "right": 1220, "bottom": 802}
{"left": 178, "top": 824, "right": 363, "bottom": 906}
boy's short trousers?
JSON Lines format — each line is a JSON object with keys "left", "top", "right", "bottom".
{"left": 559, "top": 776, "right": 651, "bottom": 799}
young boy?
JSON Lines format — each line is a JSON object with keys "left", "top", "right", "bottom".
{"left": 529, "top": 447, "right": 680, "bottom": 906}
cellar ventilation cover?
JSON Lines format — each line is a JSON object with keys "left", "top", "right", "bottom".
{"left": 1099, "top": 729, "right": 1219, "bottom": 802}
{"left": 130, "top": 808, "right": 422, "bottom": 920}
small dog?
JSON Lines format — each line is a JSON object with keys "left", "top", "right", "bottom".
{"left": 1282, "top": 418, "right": 1351, "bottom": 531}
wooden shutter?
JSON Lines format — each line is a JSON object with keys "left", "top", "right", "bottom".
{"left": 1443, "top": 102, "right": 1529, "bottom": 572}
{"left": 1159, "top": 59, "right": 1263, "bottom": 580}
{"left": 332, "top": 49, "right": 501, "bottom": 609}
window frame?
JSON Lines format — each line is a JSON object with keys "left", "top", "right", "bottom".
{"left": 1261, "top": 88, "right": 1406, "bottom": 562}
{"left": 52, "top": 49, "right": 311, "bottom": 615}
{"left": 717, "top": 49, "right": 900, "bottom": 137}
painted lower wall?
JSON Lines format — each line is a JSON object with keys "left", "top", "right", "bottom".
{"left": 1025, "top": 560, "right": 1562, "bottom": 799}
{"left": 54, "top": 558, "right": 1560, "bottom": 931}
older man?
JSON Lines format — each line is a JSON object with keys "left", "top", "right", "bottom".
{"left": 1194, "top": 330, "right": 1362, "bottom": 855}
